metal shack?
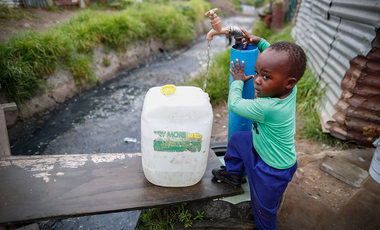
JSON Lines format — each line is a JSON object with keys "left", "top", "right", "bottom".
{"left": 291, "top": 0, "right": 380, "bottom": 146}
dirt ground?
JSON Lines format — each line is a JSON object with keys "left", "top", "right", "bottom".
{"left": 0, "top": 0, "right": 241, "bottom": 43}
{"left": 0, "top": 8, "right": 80, "bottom": 42}
{"left": 211, "top": 104, "right": 358, "bottom": 211}
{"left": 2, "top": 6, "right": 379, "bottom": 230}
{"left": 212, "top": 104, "right": 380, "bottom": 230}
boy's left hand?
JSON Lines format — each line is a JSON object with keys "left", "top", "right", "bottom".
{"left": 230, "top": 59, "right": 254, "bottom": 83}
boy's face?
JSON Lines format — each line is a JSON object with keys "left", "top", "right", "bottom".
{"left": 254, "top": 49, "right": 293, "bottom": 99}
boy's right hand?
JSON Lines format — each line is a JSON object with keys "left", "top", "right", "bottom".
{"left": 241, "top": 28, "right": 262, "bottom": 49}
{"left": 230, "top": 59, "right": 254, "bottom": 83}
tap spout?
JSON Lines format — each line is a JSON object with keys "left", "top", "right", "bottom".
{"left": 230, "top": 26, "right": 243, "bottom": 50}
{"left": 206, "top": 27, "right": 230, "bottom": 41}
{"left": 230, "top": 26, "right": 243, "bottom": 40}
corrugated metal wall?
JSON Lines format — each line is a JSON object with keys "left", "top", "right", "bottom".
{"left": 0, "top": 0, "right": 23, "bottom": 8}
{"left": 292, "top": 0, "right": 380, "bottom": 144}
{"left": 23, "top": 0, "right": 47, "bottom": 8}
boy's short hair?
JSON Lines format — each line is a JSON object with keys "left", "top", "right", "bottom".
{"left": 267, "top": 41, "right": 307, "bottom": 81}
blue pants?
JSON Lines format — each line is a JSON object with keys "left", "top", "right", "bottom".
{"left": 224, "top": 131, "right": 297, "bottom": 230}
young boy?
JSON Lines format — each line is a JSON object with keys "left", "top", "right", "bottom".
{"left": 212, "top": 29, "right": 307, "bottom": 230}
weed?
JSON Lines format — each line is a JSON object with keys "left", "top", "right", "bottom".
{"left": 245, "top": 0, "right": 271, "bottom": 8}
{"left": 46, "top": 5, "right": 60, "bottom": 12}
{"left": 0, "top": 5, "right": 37, "bottom": 20}
{"left": 266, "top": 24, "right": 294, "bottom": 43}
{"left": 252, "top": 20, "right": 275, "bottom": 42}
{"left": 133, "top": 3, "right": 194, "bottom": 48}
{"left": 137, "top": 204, "right": 203, "bottom": 229}
{"left": 229, "top": 0, "right": 242, "bottom": 10}
{"left": 195, "top": 210, "right": 205, "bottom": 220}
{"left": 296, "top": 69, "right": 350, "bottom": 147}
{"left": 64, "top": 53, "right": 98, "bottom": 89}
{"left": 103, "top": 57, "right": 110, "bottom": 67}
{"left": 0, "top": 30, "right": 72, "bottom": 105}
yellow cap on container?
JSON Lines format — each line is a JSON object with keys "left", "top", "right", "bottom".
{"left": 161, "top": 84, "right": 176, "bottom": 95}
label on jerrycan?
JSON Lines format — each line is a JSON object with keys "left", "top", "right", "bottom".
{"left": 153, "top": 130, "right": 203, "bottom": 152}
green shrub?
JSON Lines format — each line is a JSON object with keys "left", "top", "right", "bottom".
{"left": 184, "top": 0, "right": 211, "bottom": 24}
{"left": 266, "top": 24, "right": 294, "bottom": 43}
{"left": 184, "top": 48, "right": 230, "bottom": 105}
{"left": 0, "top": 5, "right": 37, "bottom": 20}
{"left": 134, "top": 3, "right": 194, "bottom": 48}
{"left": 138, "top": 204, "right": 204, "bottom": 230}
{"left": 0, "top": 30, "right": 72, "bottom": 105}
{"left": 1, "top": 0, "right": 209, "bottom": 106}
{"left": 245, "top": 0, "right": 270, "bottom": 8}
{"left": 251, "top": 20, "right": 275, "bottom": 41}
{"left": 296, "top": 69, "right": 348, "bottom": 146}
{"left": 64, "top": 53, "right": 97, "bottom": 89}
{"left": 229, "top": 0, "right": 242, "bottom": 10}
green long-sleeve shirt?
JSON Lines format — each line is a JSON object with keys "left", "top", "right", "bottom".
{"left": 228, "top": 39, "right": 297, "bottom": 169}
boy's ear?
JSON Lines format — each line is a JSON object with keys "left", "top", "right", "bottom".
{"left": 285, "top": 78, "right": 297, "bottom": 89}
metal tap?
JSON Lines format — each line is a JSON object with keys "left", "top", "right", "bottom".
{"left": 205, "top": 8, "right": 244, "bottom": 50}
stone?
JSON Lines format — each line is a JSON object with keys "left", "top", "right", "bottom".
{"left": 320, "top": 156, "right": 369, "bottom": 187}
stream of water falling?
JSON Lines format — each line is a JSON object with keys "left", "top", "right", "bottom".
{"left": 203, "top": 41, "right": 212, "bottom": 91}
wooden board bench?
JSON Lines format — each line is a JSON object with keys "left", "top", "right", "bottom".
{"left": 0, "top": 151, "right": 243, "bottom": 225}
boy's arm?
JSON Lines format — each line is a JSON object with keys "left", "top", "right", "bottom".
{"left": 241, "top": 28, "right": 271, "bottom": 52}
{"left": 228, "top": 81, "right": 265, "bottom": 123}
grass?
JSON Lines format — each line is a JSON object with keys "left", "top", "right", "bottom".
{"left": 245, "top": 0, "right": 271, "bottom": 8}
{"left": 137, "top": 204, "right": 204, "bottom": 230}
{"left": 0, "top": 30, "right": 72, "bottom": 106}
{"left": 229, "top": 0, "right": 242, "bottom": 10}
{"left": 0, "top": 0, "right": 210, "bottom": 107}
{"left": 184, "top": 48, "right": 230, "bottom": 105}
{"left": 185, "top": 19, "right": 346, "bottom": 145}
{"left": 296, "top": 69, "right": 350, "bottom": 147}
{"left": 0, "top": 5, "right": 37, "bottom": 20}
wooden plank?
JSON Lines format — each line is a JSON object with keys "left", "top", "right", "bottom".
{"left": 0, "top": 151, "right": 242, "bottom": 224}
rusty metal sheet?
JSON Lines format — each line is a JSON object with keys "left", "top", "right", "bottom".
{"left": 292, "top": 0, "right": 380, "bottom": 146}
{"left": 329, "top": 48, "right": 380, "bottom": 147}
{"left": 272, "top": 2, "right": 284, "bottom": 29}
{"left": 329, "top": 0, "right": 380, "bottom": 27}
{"left": 320, "top": 18, "right": 377, "bottom": 123}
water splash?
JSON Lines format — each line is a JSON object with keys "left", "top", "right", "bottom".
{"left": 203, "top": 41, "right": 212, "bottom": 92}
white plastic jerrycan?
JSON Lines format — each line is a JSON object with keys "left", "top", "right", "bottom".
{"left": 141, "top": 85, "right": 213, "bottom": 187}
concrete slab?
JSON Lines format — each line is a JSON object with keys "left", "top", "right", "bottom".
{"left": 39, "top": 210, "right": 141, "bottom": 230}
{"left": 320, "top": 156, "right": 369, "bottom": 187}
{"left": 15, "top": 223, "right": 40, "bottom": 230}
{"left": 217, "top": 156, "right": 251, "bottom": 204}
